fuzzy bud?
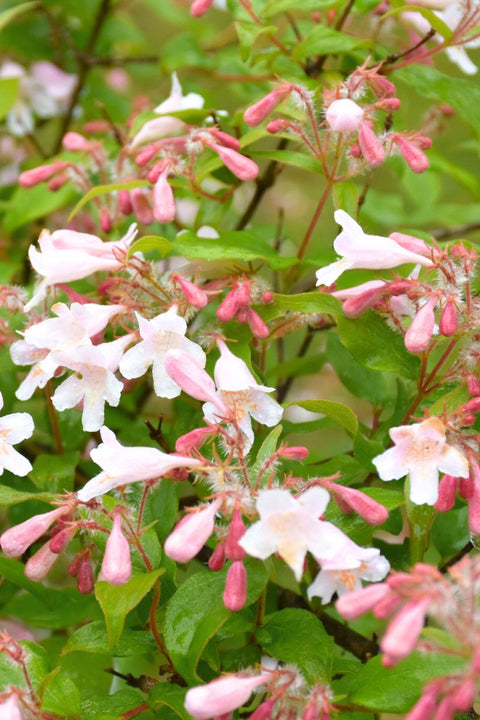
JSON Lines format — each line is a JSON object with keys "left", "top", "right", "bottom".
{"left": 100, "top": 514, "right": 132, "bottom": 585}
{"left": 439, "top": 300, "right": 457, "bottom": 336}
{"left": 358, "top": 122, "right": 385, "bottom": 166}
{"left": 172, "top": 274, "right": 208, "bottom": 309}
{"left": 223, "top": 560, "right": 247, "bottom": 611}
{"left": 325, "top": 98, "right": 364, "bottom": 132}
{"left": 244, "top": 88, "right": 291, "bottom": 127}
{"left": 209, "top": 144, "right": 259, "bottom": 181}
{"left": 434, "top": 474, "right": 457, "bottom": 512}
{"left": 395, "top": 136, "right": 429, "bottom": 173}
{"left": 164, "top": 498, "right": 222, "bottom": 563}
{"left": 225, "top": 509, "right": 247, "bottom": 562}
{"left": 19, "top": 161, "right": 69, "bottom": 188}
{"left": 404, "top": 296, "right": 437, "bottom": 353}
{"left": 25, "top": 542, "right": 59, "bottom": 581}
{"left": 153, "top": 173, "right": 176, "bottom": 224}
{"left": 0, "top": 506, "right": 66, "bottom": 557}
{"left": 246, "top": 308, "right": 270, "bottom": 338}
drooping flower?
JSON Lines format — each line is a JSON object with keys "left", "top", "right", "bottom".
{"left": 164, "top": 498, "right": 223, "bottom": 563}
{"left": 315, "top": 210, "right": 434, "bottom": 287}
{"left": 202, "top": 340, "right": 283, "bottom": 449}
{"left": 239, "top": 487, "right": 349, "bottom": 581}
{"left": 119, "top": 306, "right": 206, "bottom": 398}
{"left": 24, "top": 225, "right": 136, "bottom": 311}
{"left": 185, "top": 673, "right": 271, "bottom": 719}
{"left": 372, "top": 417, "right": 469, "bottom": 505}
{"left": 77, "top": 426, "right": 201, "bottom": 502}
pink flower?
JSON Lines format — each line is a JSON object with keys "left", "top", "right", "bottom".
{"left": 315, "top": 210, "right": 434, "bottom": 287}
{"left": 373, "top": 417, "right": 469, "bottom": 505}
{"left": 404, "top": 296, "right": 437, "bottom": 353}
{"left": 100, "top": 514, "right": 132, "bottom": 585}
{"left": 380, "top": 597, "right": 432, "bottom": 663}
{"left": 0, "top": 391, "right": 34, "bottom": 478}
{"left": 336, "top": 583, "right": 391, "bottom": 620}
{"left": 325, "top": 98, "right": 364, "bottom": 132}
{"left": 164, "top": 349, "right": 228, "bottom": 413}
{"left": 25, "top": 225, "right": 137, "bottom": 310}
{"left": 24, "top": 541, "right": 60, "bottom": 582}
{"left": 153, "top": 172, "right": 176, "bottom": 224}
{"left": 164, "top": 498, "right": 222, "bottom": 563}
{"left": 77, "top": 426, "right": 202, "bottom": 502}
{"left": 185, "top": 674, "right": 270, "bottom": 719}
{"left": 0, "top": 506, "right": 66, "bottom": 557}
{"left": 223, "top": 560, "right": 247, "bottom": 611}
{"left": 0, "top": 694, "right": 22, "bottom": 720}
{"left": 244, "top": 87, "right": 291, "bottom": 127}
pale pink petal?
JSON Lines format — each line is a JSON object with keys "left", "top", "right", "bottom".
{"left": 297, "top": 486, "right": 330, "bottom": 518}
{"left": 373, "top": 446, "right": 410, "bottom": 481}
{"left": 0, "top": 444, "right": 32, "bottom": 477}
{"left": 238, "top": 521, "right": 281, "bottom": 560}
{"left": 249, "top": 391, "right": 283, "bottom": 427}
{"left": 408, "top": 462, "right": 440, "bottom": 505}
{"left": 438, "top": 445, "right": 469, "bottom": 478}
{"left": 307, "top": 570, "right": 338, "bottom": 603}
{"left": 0, "top": 412, "right": 34, "bottom": 444}
{"left": 256, "top": 488, "right": 299, "bottom": 518}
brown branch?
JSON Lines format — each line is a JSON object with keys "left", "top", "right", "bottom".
{"left": 432, "top": 221, "right": 480, "bottom": 241}
{"left": 380, "top": 28, "right": 436, "bottom": 70}
{"left": 85, "top": 54, "right": 160, "bottom": 67}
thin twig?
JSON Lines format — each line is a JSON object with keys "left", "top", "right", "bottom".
{"left": 380, "top": 28, "right": 436, "bottom": 69}
{"left": 432, "top": 221, "right": 480, "bottom": 241}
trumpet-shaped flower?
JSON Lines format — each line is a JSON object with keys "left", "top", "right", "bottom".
{"left": 51, "top": 335, "right": 132, "bottom": 431}
{"left": 307, "top": 538, "right": 390, "bottom": 603}
{"left": 202, "top": 340, "right": 283, "bottom": 449}
{"left": 185, "top": 673, "right": 270, "bottom": 719}
{"left": 77, "top": 426, "right": 201, "bottom": 501}
{"left": 372, "top": 417, "right": 469, "bottom": 505}
{"left": 315, "top": 210, "right": 434, "bottom": 287}
{"left": 119, "top": 306, "right": 206, "bottom": 398}
{"left": 239, "top": 487, "right": 349, "bottom": 581}
{"left": 0, "top": 391, "right": 34, "bottom": 477}
{"left": 24, "top": 225, "right": 136, "bottom": 311}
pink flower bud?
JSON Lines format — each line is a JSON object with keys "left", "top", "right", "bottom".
{"left": 454, "top": 680, "right": 476, "bottom": 712}
{"left": 24, "top": 542, "right": 59, "bottom": 581}
{"left": 136, "top": 145, "right": 159, "bottom": 166}
{"left": 387, "top": 280, "right": 413, "bottom": 296}
{"left": 101, "top": 514, "right": 132, "bottom": 585}
{"left": 468, "top": 460, "right": 480, "bottom": 536}
{"left": 266, "top": 119, "right": 290, "bottom": 134}
{"left": 225, "top": 509, "right": 246, "bottom": 562}
{"left": 262, "top": 291, "right": 274, "bottom": 303}
{"left": 77, "top": 556, "right": 94, "bottom": 594}
{"left": 164, "top": 498, "right": 222, "bottom": 563}
{"left": 190, "top": 0, "right": 215, "bottom": 16}
{"left": 209, "top": 130, "right": 241, "bottom": 151}
{"left": 434, "top": 696, "right": 454, "bottom": 720}
{"left": 342, "top": 285, "right": 385, "bottom": 318}
{"left": 417, "top": 136, "right": 432, "bottom": 149}
{"left": 434, "top": 474, "right": 458, "bottom": 512}
{"left": 236, "top": 307, "right": 248, "bottom": 323}
{"left": 459, "top": 474, "right": 474, "bottom": 499}
{"left": 279, "top": 446, "right": 309, "bottom": 460}
{"left": 244, "top": 88, "right": 291, "bottom": 127}
{"left": 175, "top": 426, "right": 217, "bottom": 454}
{"left": 349, "top": 144, "right": 362, "bottom": 158}
{"left": 467, "top": 376, "right": 480, "bottom": 396}
{"left": 380, "top": 598, "right": 431, "bottom": 663}
{"left": 49, "top": 527, "right": 74, "bottom": 554}
{"left": 246, "top": 308, "right": 270, "bottom": 338}
{"left": 118, "top": 189, "right": 133, "bottom": 215}
{"left": 209, "top": 144, "right": 259, "bottom": 181}
{"left": 404, "top": 687, "right": 437, "bottom": 720}
{"left": 395, "top": 136, "right": 429, "bottom": 173}
{"left": 164, "top": 349, "right": 228, "bottom": 413}
{"left": 325, "top": 98, "right": 364, "bottom": 132}
{"left": 249, "top": 699, "right": 276, "bottom": 720}
{"left": 0, "top": 507, "right": 66, "bottom": 557}
{"left": 185, "top": 674, "right": 270, "bottom": 719}
{"left": 62, "top": 132, "right": 91, "bottom": 152}
{"left": 0, "top": 694, "right": 22, "bottom": 720}
{"left": 147, "top": 160, "right": 169, "bottom": 184}
{"left": 372, "top": 76, "right": 396, "bottom": 96}
{"left": 223, "top": 560, "right": 247, "bottom": 611}
{"left": 217, "top": 288, "right": 240, "bottom": 322}
{"left": 83, "top": 120, "right": 110, "bottom": 133}
{"left": 372, "top": 593, "right": 402, "bottom": 619}
{"left": 389, "top": 232, "right": 431, "bottom": 256}
{"left": 100, "top": 207, "right": 113, "bottom": 233}
{"left": 329, "top": 483, "right": 389, "bottom": 525}
{"left": 130, "top": 188, "right": 154, "bottom": 225}
{"left": 438, "top": 299, "right": 456, "bottom": 337}
{"left": 153, "top": 174, "right": 176, "bottom": 224}
{"left": 69, "top": 554, "right": 83, "bottom": 578}
{"left": 172, "top": 274, "right": 208, "bottom": 309}
{"left": 209, "top": 541, "right": 226, "bottom": 571}
{"left": 376, "top": 98, "right": 401, "bottom": 111}
{"left": 235, "top": 282, "right": 251, "bottom": 306}
{"left": 335, "top": 583, "right": 390, "bottom": 620}
{"left": 48, "top": 174, "right": 69, "bottom": 191}
{"left": 463, "top": 397, "right": 480, "bottom": 414}
{"left": 405, "top": 296, "right": 437, "bottom": 353}
{"left": 358, "top": 122, "right": 385, "bottom": 166}
{"left": 19, "top": 162, "right": 69, "bottom": 188}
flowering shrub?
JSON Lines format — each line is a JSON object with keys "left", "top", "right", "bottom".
{"left": 1, "top": 0, "right": 480, "bottom": 718}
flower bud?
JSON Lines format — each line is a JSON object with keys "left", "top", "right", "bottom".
{"left": 434, "top": 696, "right": 454, "bottom": 720}
{"left": 101, "top": 514, "right": 132, "bottom": 585}
{"left": 395, "top": 136, "right": 429, "bottom": 173}
{"left": 49, "top": 526, "right": 74, "bottom": 554}
{"left": 453, "top": 680, "right": 476, "bottom": 712}
{"left": 246, "top": 308, "right": 270, "bottom": 338}
{"left": 153, "top": 173, "right": 176, "bottom": 224}
{"left": 434, "top": 474, "right": 457, "bottom": 512}
{"left": 358, "top": 122, "right": 385, "bottom": 166}
{"left": 164, "top": 498, "right": 222, "bottom": 563}
{"left": 175, "top": 426, "right": 217, "bottom": 454}
{"left": 467, "top": 375, "right": 480, "bottom": 396}
{"left": 48, "top": 174, "right": 69, "bottom": 191}
{"left": 25, "top": 542, "right": 59, "bottom": 581}
{"left": 217, "top": 288, "right": 240, "bottom": 322}
{"left": 266, "top": 119, "right": 290, "bottom": 134}
{"left": 329, "top": 483, "right": 389, "bottom": 525}
{"left": 342, "top": 285, "right": 384, "bottom": 318}
{"left": 223, "top": 561, "right": 247, "bottom": 611}
{"left": 69, "top": 554, "right": 83, "bottom": 578}
{"left": 278, "top": 446, "right": 309, "bottom": 460}
{"left": 225, "top": 509, "right": 246, "bottom": 562}
{"left": 209, "top": 129, "right": 241, "bottom": 150}
{"left": 0, "top": 506, "right": 66, "bottom": 557}
{"left": 62, "top": 132, "right": 91, "bottom": 152}
{"left": 404, "top": 296, "right": 437, "bottom": 353}
{"left": 249, "top": 699, "right": 276, "bottom": 720}
{"left": 209, "top": 541, "right": 226, "bottom": 571}
{"left": 164, "top": 349, "right": 227, "bottom": 413}
{"left": 404, "top": 687, "right": 437, "bottom": 720}
{"left": 389, "top": 232, "right": 431, "bottom": 256}
{"left": 376, "top": 98, "right": 401, "bottom": 111}
{"left": 19, "top": 161, "right": 69, "bottom": 188}
{"left": 325, "top": 98, "right": 364, "bottom": 132}
{"left": 118, "top": 189, "right": 133, "bottom": 215}
{"left": 190, "top": 0, "right": 215, "bottom": 16}
{"left": 262, "top": 291, "right": 274, "bottom": 303}
{"left": 380, "top": 598, "right": 431, "bottom": 663}
{"left": 372, "top": 593, "right": 402, "bottom": 619}
{"left": 136, "top": 145, "right": 159, "bottom": 166}
{"left": 100, "top": 207, "right": 113, "bottom": 233}
{"left": 185, "top": 674, "right": 270, "bottom": 719}
{"left": 209, "top": 144, "right": 259, "bottom": 181}
{"left": 77, "top": 556, "right": 94, "bottom": 594}
{"left": 335, "top": 583, "right": 390, "bottom": 620}
{"left": 172, "top": 274, "right": 208, "bottom": 309}
{"left": 459, "top": 474, "right": 474, "bottom": 499}
{"left": 244, "top": 88, "right": 291, "bottom": 127}
{"left": 463, "top": 397, "right": 480, "bottom": 414}
{"left": 130, "top": 188, "right": 154, "bottom": 225}
{"left": 0, "top": 694, "right": 22, "bottom": 720}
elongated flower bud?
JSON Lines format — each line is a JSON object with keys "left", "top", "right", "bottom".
{"left": 223, "top": 561, "right": 247, "bottom": 611}
{"left": 404, "top": 296, "right": 437, "bottom": 353}
{"left": 439, "top": 301, "right": 457, "bottom": 336}
{"left": 335, "top": 583, "right": 390, "bottom": 620}
{"left": 328, "top": 482, "right": 389, "bottom": 525}
{"left": 246, "top": 308, "right": 270, "bottom": 338}
{"left": 404, "top": 686, "right": 438, "bottom": 720}
{"left": 372, "top": 593, "right": 402, "bottom": 619}
{"left": 172, "top": 274, "right": 208, "bottom": 309}
{"left": 19, "top": 162, "right": 69, "bottom": 188}
{"left": 209, "top": 541, "right": 226, "bottom": 571}
{"left": 164, "top": 498, "right": 222, "bottom": 563}
{"left": 118, "top": 189, "right": 133, "bottom": 215}
{"left": 1, "top": 506, "right": 66, "bottom": 557}
{"left": 153, "top": 173, "right": 175, "bottom": 224}
{"left": 175, "top": 426, "right": 217, "bottom": 454}
{"left": 25, "top": 542, "right": 59, "bottom": 581}
{"left": 136, "top": 145, "right": 158, "bottom": 166}
{"left": 467, "top": 376, "right": 480, "bottom": 396}
{"left": 380, "top": 597, "right": 431, "bottom": 663}
{"left": 101, "top": 514, "right": 132, "bottom": 585}
{"left": 63, "top": 132, "right": 91, "bottom": 152}
{"left": 225, "top": 509, "right": 246, "bottom": 561}
{"left": 209, "top": 144, "right": 259, "bottom": 181}
{"left": 244, "top": 88, "right": 291, "bottom": 127}
{"left": 395, "top": 136, "right": 429, "bottom": 173}
{"left": 209, "top": 129, "right": 241, "bottom": 150}
{"left": 185, "top": 674, "right": 270, "bottom": 719}
{"left": 130, "top": 188, "right": 154, "bottom": 225}
{"left": 434, "top": 474, "right": 457, "bottom": 512}
{"left": 342, "top": 285, "right": 385, "bottom": 318}
{"left": 358, "top": 122, "right": 385, "bottom": 166}
{"left": 49, "top": 526, "right": 74, "bottom": 554}
{"left": 190, "top": 0, "right": 215, "bottom": 16}
{"left": 164, "top": 349, "right": 227, "bottom": 413}
{"left": 217, "top": 288, "right": 240, "bottom": 322}
{"left": 77, "top": 556, "right": 94, "bottom": 594}
{"left": 249, "top": 698, "right": 276, "bottom": 720}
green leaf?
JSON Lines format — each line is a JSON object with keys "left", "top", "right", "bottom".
{"left": 251, "top": 424, "right": 283, "bottom": 479}
{"left": 251, "top": 150, "right": 324, "bottom": 174}
{"left": 0, "top": 1, "right": 38, "bottom": 31}
{"left": 262, "top": 0, "right": 339, "bottom": 17}
{"left": 68, "top": 180, "right": 149, "bottom": 221}
{"left": 332, "top": 181, "right": 359, "bottom": 218}
{"left": 61, "top": 621, "right": 157, "bottom": 657}
{"left": 164, "top": 560, "right": 268, "bottom": 683}
{"left": 285, "top": 400, "right": 358, "bottom": 436}
{"left": 349, "top": 652, "right": 466, "bottom": 712}
{"left": 0, "top": 76, "right": 19, "bottom": 119}
{"left": 381, "top": 5, "right": 453, "bottom": 39}
{"left": 3, "top": 183, "right": 78, "bottom": 232}
{"left": 81, "top": 689, "right": 145, "bottom": 720}
{"left": 30, "top": 451, "right": 80, "bottom": 493}
{"left": 293, "top": 24, "right": 363, "bottom": 60}
{"left": 126, "top": 234, "right": 173, "bottom": 260}
{"left": 261, "top": 292, "right": 342, "bottom": 322}
{"left": 149, "top": 684, "right": 189, "bottom": 720}
{"left": 234, "top": 21, "right": 276, "bottom": 61}
{"left": 327, "top": 333, "right": 391, "bottom": 405}
{"left": 41, "top": 674, "right": 81, "bottom": 718}
{"left": 337, "top": 311, "right": 420, "bottom": 379}
{"left": 0, "top": 485, "right": 54, "bottom": 508}
{"left": 257, "top": 608, "right": 334, "bottom": 682}
{"left": 95, "top": 569, "right": 164, "bottom": 647}
{"left": 397, "top": 65, "right": 480, "bottom": 135}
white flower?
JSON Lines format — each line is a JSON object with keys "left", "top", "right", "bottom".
{"left": 202, "top": 340, "right": 283, "bottom": 449}
{"left": 372, "top": 417, "right": 469, "bottom": 505}
{"left": 238, "top": 487, "right": 348, "bottom": 581}
{"left": 315, "top": 210, "right": 434, "bottom": 287}
{"left": 0, "top": 392, "right": 34, "bottom": 477}
{"left": 77, "top": 426, "right": 201, "bottom": 502}
{"left": 119, "top": 306, "right": 206, "bottom": 398}
{"left": 307, "top": 538, "right": 390, "bottom": 603}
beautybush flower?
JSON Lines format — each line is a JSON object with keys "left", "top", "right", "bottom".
{"left": 185, "top": 673, "right": 271, "bottom": 719}
{"left": 77, "top": 426, "right": 202, "bottom": 501}
{"left": 315, "top": 210, "right": 434, "bottom": 287}
{"left": 0, "top": 391, "right": 34, "bottom": 477}
{"left": 119, "top": 306, "right": 206, "bottom": 398}
{"left": 100, "top": 513, "right": 132, "bottom": 585}
{"left": 373, "top": 417, "right": 469, "bottom": 505}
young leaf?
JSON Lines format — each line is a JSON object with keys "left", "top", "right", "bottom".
{"left": 293, "top": 24, "right": 364, "bottom": 60}
{"left": 285, "top": 400, "right": 358, "bottom": 436}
